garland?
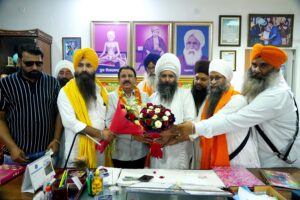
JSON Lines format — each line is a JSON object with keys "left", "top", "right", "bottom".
{"left": 118, "top": 85, "right": 142, "bottom": 106}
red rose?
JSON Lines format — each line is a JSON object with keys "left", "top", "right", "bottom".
{"left": 120, "top": 104, "right": 125, "bottom": 109}
{"left": 128, "top": 112, "right": 136, "bottom": 121}
{"left": 146, "top": 119, "right": 152, "bottom": 126}
{"left": 163, "top": 121, "right": 169, "bottom": 128}
{"left": 141, "top": 108, "right": 147, "bottom": 114}
{"left": 157, "top": 112, "right": 164, "bottom": 118}
{"left": 147, "top": 103, "right": 153, "bottom": 107}
{"left": 148, "top": 110, "right": 155, "bottom": 117}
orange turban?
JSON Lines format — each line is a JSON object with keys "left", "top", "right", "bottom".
{"left": 250, "top": 44, "right": 288, "bottom": 68}
{"left": 73, "top": 48, "right": 99, "bottom": 70}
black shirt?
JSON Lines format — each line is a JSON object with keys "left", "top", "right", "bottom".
{"left": 0, "top": 72, "right": 60, "bottom": 154}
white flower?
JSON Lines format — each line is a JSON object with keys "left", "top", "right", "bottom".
{"left": 165, "top": 111, "right": 171, "bottom": 116}
{"left": 149, "top": 106, "right": 154, "bottom": 110}
{"left": 139, "top": 113, "right": 143, "bottom": 118}
{"left": 162, "top": 116, "right": 169, "bottom": 121}
{"left": 147, "top": 109, "right": 151, "bottom": 113}
{"left": 154, "top": 120, "right": 162, "bottom": 128}
{"left": 154, "top": 108, "right": 161, "bottom": 114}
{"left": 134, "top": 120, "right": 140, "bottom": 125}
{"left": 152, "top": 115, "right": 158, "bottom": 120}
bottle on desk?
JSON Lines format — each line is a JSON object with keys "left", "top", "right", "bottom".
{"left": 44, "top": 185, "right": 52, "bottom": 200}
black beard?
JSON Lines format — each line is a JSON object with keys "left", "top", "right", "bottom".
{"left": 241, "top": 68, "right": 279, "bottom": 102}
{"left": 75, "top": 71, "right": 96, "bottom": 105}
{"left": 206, "top": 83, "right": 228, "bottom": 118}
{"left": 58, "top": 78, "right": 69, "bottom": 87}
{"left": 157, "top": 80, "right": 178, "bottom": 105}
{"left": 191, "top": 85, "right": 207, "bottom": 115}
{"left": 23, "top": 70, "right": 42, "bottom": 80}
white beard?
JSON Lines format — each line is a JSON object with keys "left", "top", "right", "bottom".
{"left": 144, "top": 72, "right": 157, "bottom": 91}
{"left": 183, "top": 48, "right": 202, "bottom": 66}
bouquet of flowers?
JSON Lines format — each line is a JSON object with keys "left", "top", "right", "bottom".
{"left": 139, "top": 103, "right": 175, "bottom": 158}
{"left": 96, "top": 101, "right": 144, "bottom": 153}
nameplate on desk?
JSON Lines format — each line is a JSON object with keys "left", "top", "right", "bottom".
{"left": 21, "top": 153, "right": 55, "bottom": 193}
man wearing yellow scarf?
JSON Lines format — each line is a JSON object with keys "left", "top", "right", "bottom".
{"left": 57, "top": 48, "right": 115, "bottom": 168}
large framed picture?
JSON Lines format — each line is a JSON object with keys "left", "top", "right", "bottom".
{"left": 62, "top": 37, "right": 81, "bottom": 62}
{"left": 248, "top": 14, "right": 294, "bottom": 47}
{"left": 173, "top": 22, "right": 212, "bottom": 77}
{"left": 91, "top": 21, "right": 130, "bottom": 77}
{"left": 220, "top": 50, "right": 236, "bottom": 71}
{"left": 133, "top": 22, "right": 172, "bottom": 76}
{"left": 219, "top": 15, "right": 241, "bottom": 46}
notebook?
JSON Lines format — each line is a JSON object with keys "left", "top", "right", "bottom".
{"left": 260, "top": 169, "right": 300, "bottom": 190}
{"left": 0, "top": 164, "right": 26, "bottom": 185}
{"left": 213, "top": 166, "right": 265, "bottom": 188}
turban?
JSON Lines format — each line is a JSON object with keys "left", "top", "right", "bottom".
{"left": 209, "top": 59, "right": 233, "bottom": 81}
{"left": 54, "top": 60, "right": 74, "bottom": 78}
{"left": 194, "top": 60, "right": 210, "bottom": 75}
{"left": 184, "top": 29, "right": 205, "bottom": 48}
{"left": 73, "top": 48, "right": 99, "bottom": 70}
{"left": 250, "top": 43, "right": 288, "bottom": 68}
{"left": 155, "top": 53, "right": 181, "bottom": 79}
{"left": 143, "top": 53, "right": 161, "bottom": 70}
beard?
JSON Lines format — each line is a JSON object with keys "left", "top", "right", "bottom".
{"left": 144, "top": 72, "right": 157, "bottom": 90}
{"left": 22, "top": 70, "right": 42, "bottom": 80}
{"left": 157, "top": 80, "right": 178, "bottom": 105}
{"left": 241, "top": 68, "right": 279, "bottom": 102}
{"left": 183, "top": 48, "right": 202, "bottom": 66}
{"left": 191, "top": 83, "right": 207, "bottom": 115}
{"left": 75, "top": 71, "right": 96, "bottom": 105}
{"left": 206, "top": 82, "right": 229, "bottom": 118}
{"left": 58, "top": 77, "right": 69, "bottom": 87}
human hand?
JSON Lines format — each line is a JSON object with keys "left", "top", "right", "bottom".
{"left": 102, "top": 129, "right": 116, "bottom": 142}
{"left": 132, "top": 134, "right": 152, "bottom": 144}
{"left": 47, "top": 140, "right": 59, "bottom": 155}
{"left": 10, "top": 146, "right": 28, "bottom": 163}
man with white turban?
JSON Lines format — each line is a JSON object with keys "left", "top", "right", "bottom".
{"left": 149, "top": 53, "right": 196, "bottom": 169}
{"left": 54, "top": 60, "right": 74, "bottom": 87}
{"left": 178, "top": 29, "right": 207, "bottom": 75}
{"left": 159, "top": 44, "right": 300, "bottom": 168}
{"left": 198, "top": 59, "right": 260, "bottom": 169}
{"left": 57, "top": 48, "right": 115, "bottom": 168}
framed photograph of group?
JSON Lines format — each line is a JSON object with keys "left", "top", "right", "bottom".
{"left": 91, "top": 21, "right": 130, "bottom": 77}
{"left": 218, "top": 15, "right": 241, "bottom": 46}
{"left": 133, "top": 22, "right": 172, "bottom": 76}
{"left": 173, "top": 22, "right": 213, "bottom": 77}
{"left": 220, "top": 50, "right": 236, "bottom": 71}
{"left": 62, "top": 37, "right": 81, "bottom": 62}
{"left": 248, "top": 14, "right": 294, "bottom": 47}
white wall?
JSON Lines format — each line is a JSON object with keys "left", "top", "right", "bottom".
{"left": 1, "top": 0, "right": 300, "bottom": 101}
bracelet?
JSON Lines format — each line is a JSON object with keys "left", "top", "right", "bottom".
{"left": 53, "top": 138, "right": 60, "bottom": 145}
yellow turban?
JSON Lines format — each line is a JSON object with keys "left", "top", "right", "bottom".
{"left": 73, "top": 48, "right": 99, "bottom": 70}
{"left": 250, "top": 44, "right": 288, "bottom": 69}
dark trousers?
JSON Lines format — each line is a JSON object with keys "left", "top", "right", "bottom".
{"left": 112, "top": 156, "right": 146, "bottom": 169}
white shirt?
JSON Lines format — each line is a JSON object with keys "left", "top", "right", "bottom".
{"left": 57, "top": 85, "right": 106, "bottom": 167}
{"left": 137, "top": 80, "right": 146, "bottom": 91}
{"left": 150, "top": 88, "right": 196, "bottom": 169}
{"left": 105, "top": 90, "right": 150, "bottom": 161}
{"left": 193, "top": 72, "right": 300, "bottom": 167}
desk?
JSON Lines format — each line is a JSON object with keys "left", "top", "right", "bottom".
{"left": 0, "top": 168, "right": 299, "bottom": 200}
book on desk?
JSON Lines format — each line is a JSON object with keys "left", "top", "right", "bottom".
{"left": 0, "top": 164, "right": 25, "bottom": 185}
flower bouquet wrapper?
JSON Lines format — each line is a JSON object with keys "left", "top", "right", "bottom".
{"left": 148, "top": 132, "right": 163, "bottom": 159}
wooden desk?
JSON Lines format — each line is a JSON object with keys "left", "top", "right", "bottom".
{"left": 0, "top": 168, "right": 299, "bottom": 200}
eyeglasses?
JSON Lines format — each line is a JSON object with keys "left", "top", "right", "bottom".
{"left": 22, "top": 60, "right": 43, "bottom": 67}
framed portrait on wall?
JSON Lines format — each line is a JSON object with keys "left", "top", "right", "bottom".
{"left": 133, "top": 22, "right": 172, "bottom": 76}
{"left": 62, "top": 37, "right": 81, "bottom": 62}
{"left": 248, "top": 14, "right": 294, "bottom": 47}
{"left": 220, "top": 50, "right": 236, "bottom": 71}
{"left": 91, "top": 21, "right": 130, "bottom": 77}
{"left": 218, "top": 15, "right": 241, "bottom": 46}
{"left": 173, "top": 22, "right": 213, "bottom": 77}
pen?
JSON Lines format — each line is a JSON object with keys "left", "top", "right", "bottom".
{"left": 59, "top": 170, "right": 67, "bottom": 188}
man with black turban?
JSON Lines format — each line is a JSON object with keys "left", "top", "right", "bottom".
{"left": 137, "top": 53, "right": 160, "bottom": 96}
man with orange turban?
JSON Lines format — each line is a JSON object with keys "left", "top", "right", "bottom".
{"left": 57, "top": 48, "right": 115, "bottom": 168}
{"left": 158, "top": 44, "right": 300, "bottom": 168}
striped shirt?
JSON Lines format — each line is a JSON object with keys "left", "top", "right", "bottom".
{"left": 0, "top": 72, "right": 60, "bottom": 155}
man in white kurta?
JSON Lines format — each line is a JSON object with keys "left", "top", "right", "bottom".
{"left": 150, "top": 53, "right": 196, "bottom": 169}
{"left": 57, "top": 48, "right": 115, "bottom": 168}
{"left": 163, "top": 44, "right": 300, "bottom": 168}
